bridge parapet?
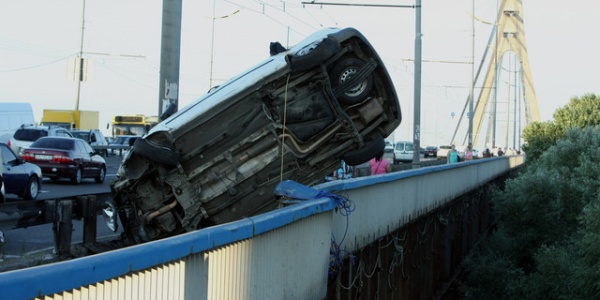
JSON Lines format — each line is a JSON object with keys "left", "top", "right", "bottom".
{"left": 0, "top": 156, "right": 524, "bottom": 299}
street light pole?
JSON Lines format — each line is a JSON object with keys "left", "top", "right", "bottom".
{"left": 412, "top": 0, "right": 422, "bottom": 167}
{"left": 74, "top": 0, "right": 87, "bottom": 111}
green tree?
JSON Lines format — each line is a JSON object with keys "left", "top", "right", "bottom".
{"left": 553, "top": 93, "right": 600, "bottom": 132}
{"left": 521, "top": 121, "right": 559, "bottom": 161}
{"left": 464, "top": 126, "right": 600, "bottom": 299}
{"left": 522, "top": 93, "right": 600, "bottom": 161}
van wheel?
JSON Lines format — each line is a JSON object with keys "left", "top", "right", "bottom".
{"left": 342, "top": 135, "right": 385, "bottom": 166}
{"left": 132, "top": 138, "right": 179, "bottom": 167}
{"left": 289, "top": 38, "right": 340, "bottom": 72}
{"left": 330, "top": 57, "right": 374, "bottom": 105}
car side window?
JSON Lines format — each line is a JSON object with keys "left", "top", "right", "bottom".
{"left": 1, "top": 145, "right": 17, "bottom": 165}
{"left": 81, "top": 140, "right": 94, "bottom": 154}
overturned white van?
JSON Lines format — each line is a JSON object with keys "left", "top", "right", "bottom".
{"left": 109, "top": 27, "right": 402, "bottom": 244}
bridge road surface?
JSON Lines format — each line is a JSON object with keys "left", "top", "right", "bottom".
{"left": 0, "top": 154, "right": 125, "bottom": 261}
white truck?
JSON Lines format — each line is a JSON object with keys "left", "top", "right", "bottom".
{"left": 0, "top": 102, "right": 35, "bottom": 143}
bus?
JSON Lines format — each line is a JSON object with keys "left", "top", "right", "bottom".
{"left": 111, "top": 115, "right": 159, "bottom": 137}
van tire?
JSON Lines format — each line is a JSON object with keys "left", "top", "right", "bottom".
{"left": 342, "top": 135, "right": 385, "bottom": 166}
{"left": 132, "top": 138, "right": 179, "bottom": 167}
{"left": 330, "top": 57, "right": 374, "bottom": 105}
{"left": 289, "top": 38, "right": 340, "bottom": 72}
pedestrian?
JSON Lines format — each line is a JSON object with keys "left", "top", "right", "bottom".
{"left": 497, "top": 147, "right": 504, "bottom": 156}
{"left": 333, "top": 160, "right": 353, "bottom": 180}
{"left": 464, "top": 145, "right": 473, "bottom": 161}
{"left": 369, "top": 149, "right": 391, "bottom": 175}
{"left": 482, "top": 148, "right": 492, "bottom": 158}
{"left": 447, "top": 144, "right": 459, "bottom": 164}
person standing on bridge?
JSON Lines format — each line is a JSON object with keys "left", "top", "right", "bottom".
{"left": 447, "top": 144, "right": 459, "bottom": 164}
{"left": 370, "top": 149, "right": 391, "bottom": 175}
{"left": 464, "top": 145, "right": 473, "bottom": 161}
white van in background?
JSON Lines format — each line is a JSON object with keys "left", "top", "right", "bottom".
{"left": 393, "top": 141, "right": 414, "bottom": 164}
{"left": 0, "top": 102, "right": 35, "bottom": 143}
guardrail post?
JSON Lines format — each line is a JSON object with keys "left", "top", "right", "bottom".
{"left": 53, "top": 200, "right": 73, "bottom": 256}
{"left": 82, "top": 196, "right": 97, "bottom": 243}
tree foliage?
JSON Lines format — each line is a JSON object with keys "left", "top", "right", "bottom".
{"left": 522, "top": 93, "right": 600, "bottom": 161}
{"left": 463, "top": 121, "right": 600, "bottom": 298}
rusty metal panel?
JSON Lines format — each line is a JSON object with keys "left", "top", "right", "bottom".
{"left": 327, "top": 185, "right": 498, "bottom": 299}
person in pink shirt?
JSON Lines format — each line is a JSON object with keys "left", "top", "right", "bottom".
{"left": 369, "top": 150, "right": 391, "bottom": 175}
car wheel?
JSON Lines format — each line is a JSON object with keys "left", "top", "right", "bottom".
{"left": 23, "top": 176, "right": 40, "bottom": 200}
{"left": 71, "top": 167, "right": 82, "bottom": 184}
{"left": 289, "top": 37, "right": 340, "bottom": 72}
{"left": 95, "top": 166, "right": 106, "bottom": 183}
{"left": 342, "top": 135, "right": 385, "bottom": 166}
{"left": 329, "top": 57, "right": 374, "bottom": 105}
{"left": 132, "top": 138, "right": 179, "bottom": 167}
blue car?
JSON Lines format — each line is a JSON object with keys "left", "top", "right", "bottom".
{"left": 1, "top": 143, "right": 42, "bottom": 201}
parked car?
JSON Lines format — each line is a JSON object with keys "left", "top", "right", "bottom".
{"left": 436, "top": 145, "right": 452, "bottom": 160}
{"left": 1, "top": 143, "right": 42, "bottom": 201}
{"left": 384, "top": 140, "right": 394, "bottom": 153}
{"left": 393, "top": 141, "right": 414, "bottom": 164}
{"left": 108, "top": 27, "right": 401, "bottom": 244}
{"left": 20, "top": 137, "right": 106, "bottom": 184}
{"left": 109, "top": 135, "right": 141, "bottom": 155}
{"left": 71, "top": 129, "right": 109, "bottom": 157}
{"left": 111, "top": 135, "right": 140, "bottom": 147}
{"left": 8, "top": 124, "right": 73, "bottom": 155}
{"left": 424, "top": 146, "right": 438, "bottom": 158}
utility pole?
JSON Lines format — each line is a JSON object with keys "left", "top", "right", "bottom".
{"left": 158, "top": 0, "right": 183, "bottom": 121}
{"left": 74, "top": 0, "right": 87, "bottom": 111}
{"left": 468, "top": 0, "right": 474, "bottom": 149}
{"left": 301, "top": 1, "right": 422, "bottom": 167}
{"left": 412, "top": 0, "right": 422, "bottom": 167}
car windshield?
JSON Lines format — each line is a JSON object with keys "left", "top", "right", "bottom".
{"left": 31, "top": 138, "right": 75, "bottom": 150}
{"left": 14, "top": 129, "right": 47, "bottom": 141}
{"left": 440, "top": 146, "right": 452, "bottom": 150}
{"left": 72, "top": 132, "right": 90, "bottom": 140}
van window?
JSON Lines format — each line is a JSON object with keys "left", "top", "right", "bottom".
{"left": 395, "top": 142, "right": 414, "bottom": 151}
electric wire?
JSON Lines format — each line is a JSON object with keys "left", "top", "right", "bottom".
{"left": 0, "top": 54, "right": 74, "bottom": 73}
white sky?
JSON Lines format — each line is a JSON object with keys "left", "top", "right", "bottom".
{"left": 1, "top": 0, "right": 599, "bottom": 149}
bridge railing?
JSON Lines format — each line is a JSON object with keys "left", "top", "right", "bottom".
{"left": 0, "top": 155, "right": 524, "bottom": 299}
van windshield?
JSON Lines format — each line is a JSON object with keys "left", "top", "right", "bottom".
{"left": 396, "top": 142, "right": 414, "bottom": 151}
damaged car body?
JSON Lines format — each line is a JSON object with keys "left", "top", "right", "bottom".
{"left": 110, "top": 27, "right": 402, "bottom": 244}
